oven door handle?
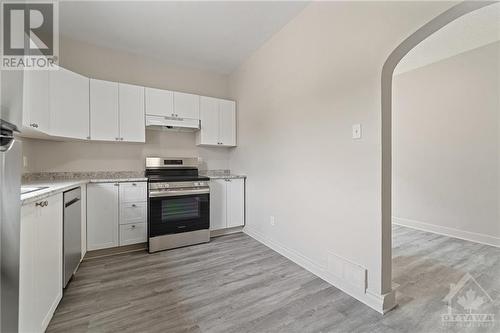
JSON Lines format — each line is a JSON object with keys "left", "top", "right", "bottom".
{"left": 149, "top": 187, "right": 210, "bottom": 198}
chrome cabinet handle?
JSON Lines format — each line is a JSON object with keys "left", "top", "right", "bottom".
{"left": 132, "top": 183, "right": 137, "bottom": 186}
{"left": 35, "top": 200, "right": 48, "bottom": 207}
{"left": 30, "top": 123, "right": 39, "bottom": 128}
{"left": 131, "top": 204, "right": 136, "bottom": 207}
{"left": 131, "top": 225, "right": 136, "bottom": 229}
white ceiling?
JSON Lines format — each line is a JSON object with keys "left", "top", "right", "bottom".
{"left": 59, "top": 1, "right": 308, "bottom": 74}
{"left": 396, "top": 3, "right": 500, "bottom": 74}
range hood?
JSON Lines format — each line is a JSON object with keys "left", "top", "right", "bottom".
{"left": 146, "top": 115, "right": 200, "bottom": 131}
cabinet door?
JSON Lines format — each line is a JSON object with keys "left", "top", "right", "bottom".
{"left": 19, "top": 203, "right": 37, "bottom": 333}
{"left": 119, "top": 182, "right": 147, "bottom": 203}
{"left": 20, "top": 194, "right": 63, "bottom": 333}
{"left": 197, "top": 96, "right": 219, "bottom": 146}
{"left": 81, "top": 184, "right": 87, "bottom": 260}
{"left": 219, "top": 99, "right": 236, "bottom": 146}
{"left": 226, "top": 179, "right": 245, "bottom": 228}
{"left": 174, "top": 92, "right": 199, "bottom": 119}
{"left": 23, "top": 70, "right": 50, "bottom": 133}
{"left": 90, "top": 79, "right": 119, "bottom": 141}
{"left": 87, "top": 183, "right": 119, "bottom": 250}
{"left": 145, "top": 87, "right": 174, "bottom": 117}
{"left": 35, "top": 194, "right": 63, "bottom": 332}
{"left": 119, "top": 223, "right": 147, "bottom": 246}
{"left": 119, "top": 83, "right": 145, "bottom": 142}
{"left": 209, "top": 179, "right": 227, "bottom": 230}
{"left": 49, "top": 67, "right": 90, "bottom": 139}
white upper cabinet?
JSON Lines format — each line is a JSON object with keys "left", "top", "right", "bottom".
{"left": 23, "top": 70, "right": 50, "bottom": 134}
{"left": 90, "top": 80, "right": 145, "bottom": 143}
{"left": 196, "top": 98, "right": 236, "bottom": 147}
{"left": 119, "top": 83, "right": 145, "bottom": 142}
{"left": 145, "top": 87, "right": 174, "bottom": 117}
{"left": 219, "top": 99, "right": 236, "bottom": 146}
{"left": 49, "top": 67, "right": 90, "bottom": 140}
{"left": 90, "top": 79, "right": 119, "bottom": 141}
{"left": 173, "top": 92, "right": 199, "bottom": 119}
{"left": 197, "top": 97, "right": 219, "bottom": 145}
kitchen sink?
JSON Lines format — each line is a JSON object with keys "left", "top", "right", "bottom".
{"left": 21, "top": 186, "right": 49, "bottom": 195}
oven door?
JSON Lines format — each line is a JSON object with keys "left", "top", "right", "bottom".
{"left": 149, "top": 190, "right": 209, "bottom": 237}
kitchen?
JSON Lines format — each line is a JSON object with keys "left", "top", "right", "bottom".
{"left": 3, "top": 1, "right": 498, "bottom": 333}
{"left": 14, "top": 62, "right": 247, "bottom": 332}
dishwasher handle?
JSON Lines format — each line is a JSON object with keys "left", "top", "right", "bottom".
{"left": 64, "top": 197, "right": 81, "bottom": 208}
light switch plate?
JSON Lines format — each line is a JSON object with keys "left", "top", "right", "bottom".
{"left": 352, "top": 124, "right": 362, "bottom": 139}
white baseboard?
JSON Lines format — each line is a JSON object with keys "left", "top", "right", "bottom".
{"left": 211, "top": 226, "right": 244, "bottom": 238}
{"left": 243, "top": 226, "right": 396, "bottom": 314}
{"left": 393, "top": 217, "right": 500, "bottom": 248}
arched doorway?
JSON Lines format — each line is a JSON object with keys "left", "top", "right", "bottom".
{"left": 380, "top": 1, "right": 496, "bottom": 309}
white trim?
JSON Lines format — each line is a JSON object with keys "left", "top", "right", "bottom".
{"left": 393, "top": 217, "right": 500, "bottom": 248}
{"left": 210, "top": 226, "right": 243, "bottom": 238}
{"left": 243, "top": 226, "right": 396, "bottom": 314}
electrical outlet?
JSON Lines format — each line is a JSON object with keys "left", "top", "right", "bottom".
{"left": 270, "top": 216, "right": 276, "bottom": 226}
{"left": 352, "top": 124, "right": 362, "bottom": 139}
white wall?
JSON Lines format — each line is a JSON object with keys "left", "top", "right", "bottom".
{"left": 228, "top": 1, "right": 453, "bottom": 312}
{"left": 22, "top": 37, "right": 232, "bottom": 173}
{"left": 22, "top": 130, "right": 230, "bottom": 173}
{"left": 393, "top": 42, "right": 500, "bottom": 245}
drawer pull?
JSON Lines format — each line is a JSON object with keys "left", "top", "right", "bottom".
{"left": 35, "top": 200, "right": 48, "bottom": 207}
{"left": 131, "top": 204, "right": 136, "bottom": 207}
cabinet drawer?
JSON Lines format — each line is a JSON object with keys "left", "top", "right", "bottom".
{"left": 119, "top": 182, "right": 147, "bottom": 203}
{"left": 119, "top": 223, "right": 147, "bottom": 246}
{"left": 120, "top": 202, "right": 147, "bottom": 225}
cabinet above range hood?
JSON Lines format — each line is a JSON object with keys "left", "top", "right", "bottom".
{"left": 145, "top": 115, "right": 200, "bottom": 131}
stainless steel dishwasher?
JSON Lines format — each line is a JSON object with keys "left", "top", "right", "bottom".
{"left": 63, "top": 187, "right": 82, "bottom": 288}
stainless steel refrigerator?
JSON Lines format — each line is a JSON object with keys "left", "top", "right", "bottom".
{"left": 1, "top": 69, "right": 24, "bottom": 333}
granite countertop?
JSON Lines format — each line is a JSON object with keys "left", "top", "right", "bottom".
{"left": 21, "top": 171, "right": 147, "bottom": 206}
{"left": 21, "top": 180, "right": 88, "bottom": 206}
{"left": 200, "top": 170, "right": 246, "bottom": 180}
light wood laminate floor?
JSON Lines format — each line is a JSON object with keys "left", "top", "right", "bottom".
{"left": 47, "top": 226, "right": 500, "bottom": 333}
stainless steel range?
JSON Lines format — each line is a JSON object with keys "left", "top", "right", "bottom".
{"left": 146, "top": 157, "right": 210, "bottom": 253}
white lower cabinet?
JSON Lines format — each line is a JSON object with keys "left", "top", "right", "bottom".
{"left": 87, "top": 183, "right": 119, "bottom": 250}
{"left": 20, "top": 193, "right": 63, "bottom": 333}
{"left": 209, "top": 178, "right": 245, "bottom": 231}
{"left": 119, "top": 223, "right": 147, "bottom": 246}
{"left": 87, "top": 182, "right": 147, "bottom": 250}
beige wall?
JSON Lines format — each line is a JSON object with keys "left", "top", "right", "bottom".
{"left": 22, "top": 37, "right": 232, "bottom": 173}
{"left": 228, "top": 1, "right": 453, "bottom": 311}
{"left": 393, "top": 42, "right": 500, "bottom": 242}
{"left": 59, "top": 37, "right": 230, "bottom": 98}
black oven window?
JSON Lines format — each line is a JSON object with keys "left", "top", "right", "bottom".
{"left": 161, "top": 197, "right": 200, "bottom": 222}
